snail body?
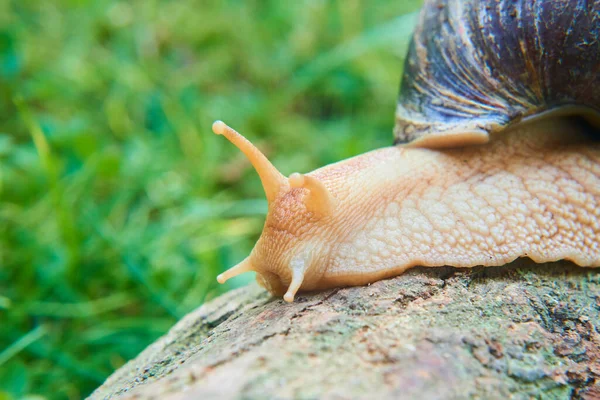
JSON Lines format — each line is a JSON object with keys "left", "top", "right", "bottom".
{"left": 215, "top": 0, "right": 600, "bottom": 302}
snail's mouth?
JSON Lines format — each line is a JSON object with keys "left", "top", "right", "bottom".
{"left": 256, "top": 271, "right": 288, "bottom": 296}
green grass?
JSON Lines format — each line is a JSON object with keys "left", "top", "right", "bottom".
{"left": 0, "top": 1, "right": 422, "bottom": 398}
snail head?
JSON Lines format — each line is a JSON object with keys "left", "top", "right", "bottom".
{"left": 212, "top": 121, "right": 337, "bottom": 302}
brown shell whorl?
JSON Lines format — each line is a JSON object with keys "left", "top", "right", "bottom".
{"left": 395, "top": 0, "right": 600, "bottom": 146}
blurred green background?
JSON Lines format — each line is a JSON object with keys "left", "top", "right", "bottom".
{"left": 0, "top": 1, "right": 422, "bottom": 398}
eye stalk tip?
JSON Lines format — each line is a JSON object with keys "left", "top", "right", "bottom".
{"left": 211, "top": 120, "right": 285, "bottom": 202}
{"left": 288, "top": 172, "right": 305, "bottom": 188}
{"left": 212, "top": 120, "right": 227, "bottom": 135}
{"left": 288, "top": 173, "right": 335, "bottom": 216}
{"left": 283, "top": 292, "right": 295, "bottom": 303}
{"left": 216, "top": 257, "right": 253, "bottom": 284}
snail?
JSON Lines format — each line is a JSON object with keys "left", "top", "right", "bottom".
{"left": 213, "top": 0, "right": 600, "bottom": 303}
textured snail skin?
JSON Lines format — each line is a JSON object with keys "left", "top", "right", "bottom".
{"left": 214, "top": 118, "right": 599, "bottom": 302}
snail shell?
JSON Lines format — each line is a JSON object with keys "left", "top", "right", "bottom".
{"left": 395, "top": 0, "right": 600, "bottom": 147}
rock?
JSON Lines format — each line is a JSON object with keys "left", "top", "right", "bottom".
{"left": 89, "top": 260, "right": 600, "bottom": 400}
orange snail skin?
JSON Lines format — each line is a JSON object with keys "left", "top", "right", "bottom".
{"left": 212, "top": 119, "right": 600, "bottom": 302}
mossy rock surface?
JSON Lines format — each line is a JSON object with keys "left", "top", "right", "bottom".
{"left": 89, "top": 260, "right": 600, "bottom": 400}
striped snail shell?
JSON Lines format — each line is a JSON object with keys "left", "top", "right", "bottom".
{"left": 395, "top": 0, "right": 600, "bottom": 148}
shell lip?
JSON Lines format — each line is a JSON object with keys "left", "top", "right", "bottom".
{"left": 396, "top": 128, "right": 490, "bottom": 148}
{"left": 395, "top": 104, "right": 600, "bottom": 148}
{"left": 517, "top": 105, "right": 600, "bottom": 131}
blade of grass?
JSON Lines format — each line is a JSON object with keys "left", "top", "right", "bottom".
{"left": 14, "top": 96, "right": 81, "bottom": 275}
{"left": 123, "top": 255, "right": 182, "bottom": 319}
{"left": 283, "top": 12, "right": 419, "bottom": 103}
{"left": 0, "top": 325, "right": 47, "bottom": 367}
{"left": 26, "top": 293, "right": 134, "bottom": 318}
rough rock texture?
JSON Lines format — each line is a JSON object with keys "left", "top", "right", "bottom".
{"left": 89, "top": 260, "right": 600, "bottom": 400}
